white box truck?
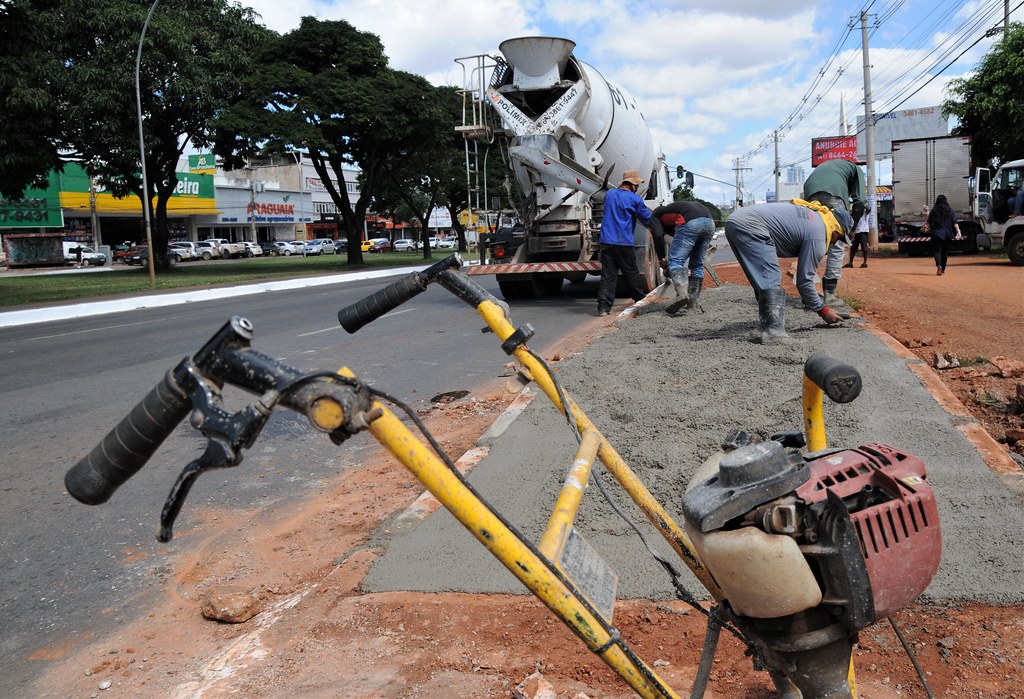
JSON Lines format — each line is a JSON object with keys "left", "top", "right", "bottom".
{"left": 891, "top": 135, "right": 1024, "bottom": 265}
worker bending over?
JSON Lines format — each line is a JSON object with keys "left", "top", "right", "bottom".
{"left": 650, "top": 200, "right": 716, "bottom": 314}
{"left": 724, "top": 201, "right": 851, "bottom": 344}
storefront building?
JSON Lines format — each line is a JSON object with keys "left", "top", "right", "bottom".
{"left": 1, "top": 163, "right": 218, "bottom": 268}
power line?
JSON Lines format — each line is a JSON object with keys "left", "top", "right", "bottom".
{"left": 737, "top": 0, "right": 1018, "bottom": 197}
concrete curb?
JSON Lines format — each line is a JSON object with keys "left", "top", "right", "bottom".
{"left": 860, "top": 319, "right": 1022, "bottom": 483}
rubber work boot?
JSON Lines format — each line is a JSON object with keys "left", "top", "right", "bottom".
{"left": 686, "top": 275, "right": 703, "bottom": 311}
{"left": 759, "top": 287, "right": 796, "bottom": 345}
{"left": 669, "top": 275, "right": 704, "bottom": 315}
{"left": 747, "top": 289, "right": 765, "bottom": 341}
{"left": 664, "top": 269, "right": 690, "bottom": 315}
{"left": 822, "top": 277, "right": 839, "bottom": 306}
{"left": 669, "top": 268, "right": 689, "bottom": 298}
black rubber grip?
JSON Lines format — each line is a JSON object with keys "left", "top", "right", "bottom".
{"left": 804, "top": 353, "right": 862, "bottom": 404}
{"left": 338, "top": 273, "right": 426, "bottom": 333}
{"left": 64, "top": 370, "right": 191, "bottom": 505}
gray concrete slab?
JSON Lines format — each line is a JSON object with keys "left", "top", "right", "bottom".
{"left": 364, "top": 285, "right": 1024, "bottom": 605}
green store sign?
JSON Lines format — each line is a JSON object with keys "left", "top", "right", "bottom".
{"left": 0, "top": 173, "right": 64, "bottom": 229}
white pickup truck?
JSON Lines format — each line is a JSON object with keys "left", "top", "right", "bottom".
{"left": 201, "top": 238, "right": 245, "bottom": 259}
{"left": 62, "top": 241, "right": 107, "bottom": 266}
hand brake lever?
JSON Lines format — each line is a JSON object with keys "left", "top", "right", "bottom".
{"left": 157, "top": 366, "right": 275, "bottom": 542}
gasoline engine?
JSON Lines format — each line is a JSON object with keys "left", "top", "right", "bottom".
{"left": 681, "top": 435, "right": 942, "bottom": 698}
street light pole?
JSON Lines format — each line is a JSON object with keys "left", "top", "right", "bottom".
{"left": 135, "top": 0, "right": 160, "bottom": 287}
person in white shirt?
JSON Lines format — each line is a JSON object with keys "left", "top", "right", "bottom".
{"left": 844, "top": 205, "right": 871, "bottom": 268}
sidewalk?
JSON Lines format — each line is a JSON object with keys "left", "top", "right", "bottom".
{"left": 366, "top": 283, "right": 1024, "bottom": 604}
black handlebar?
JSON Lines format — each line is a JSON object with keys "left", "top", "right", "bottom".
{"left": 338, "top": 272, "right": 429, "bottom": 333}
{"left": 65, "top": 254, "right": 495, "bottom": 509}
{"left": 65, "top": 366, "right": 191, "bottom": 505}
{"left": 338, "top": 254, "right": 468, "bottom": 333}
{"left": 804, "top": 353, "right": 862, "bottom": 404}
{"left": 64, "top": 317, "right": 261, "bottom": 505}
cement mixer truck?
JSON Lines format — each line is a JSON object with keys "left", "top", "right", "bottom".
{"left": 457, "top": 37, "right": 673, "bottom": 299}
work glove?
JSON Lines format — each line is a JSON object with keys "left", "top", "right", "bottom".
{"left": 818, "top": 306, "right": 844, "bottom": 325}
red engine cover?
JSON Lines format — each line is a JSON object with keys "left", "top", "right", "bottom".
{"left": 796, "top": 443, "right": 942, "bottom": 618}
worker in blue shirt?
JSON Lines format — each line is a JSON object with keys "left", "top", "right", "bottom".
{"left": 597, "top": 169, "right": 652, "bottom": 316}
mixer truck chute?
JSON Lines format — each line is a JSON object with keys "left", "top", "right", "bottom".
{"left": 457, "top": 37, "right": 672, "bottom": 300}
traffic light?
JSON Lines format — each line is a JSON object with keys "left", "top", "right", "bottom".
{"left": 676, "top": 165, "right": 685, "bottom": 179}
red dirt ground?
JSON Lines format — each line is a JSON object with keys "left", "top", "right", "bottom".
{"left": 36, "top": 249, "right": 1024, "bottom": 699}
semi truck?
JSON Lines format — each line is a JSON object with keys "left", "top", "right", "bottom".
{"left": 457, "top": 37, "right": 672, "bottom": 299}
{"left": 891, "top": 135, "right": 1024, "bottom": 265}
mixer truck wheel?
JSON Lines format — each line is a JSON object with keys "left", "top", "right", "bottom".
{"left": 1007, "top": 232, "right": 1024, "bottom": 266}
{"left": 539, "top": 274, "right": 563, "bottom": 295}
{"left": 638, "top": 230, "right": 663, "bottom": 292}
{"left": 497, "top": 276, "right": 541, "bottom": 299}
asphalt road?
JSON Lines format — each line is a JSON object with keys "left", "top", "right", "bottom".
{"left": 0, "top": 267, "right": 606, "bottom": 696}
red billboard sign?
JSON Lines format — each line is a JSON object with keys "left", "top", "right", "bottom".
{"left": 811, "top": 136, "right": 859, "bottom": 166}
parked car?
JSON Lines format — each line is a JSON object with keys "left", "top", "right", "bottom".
{"left": 122, "top": 245, "right": 149, "bottom": 265}
{"left": 368, "top": 239, "right": 393, "bottom": 253}
{"left": 304, "top": 238, "right": 337, "bottom": 255}
{"left": 240, "top": 241, "right": 263, "bottom": 257}
{"left": 126, "top": 245, "right": 182, "bottom": 266}
{"left": 194, "top": 241, "right": 222, "bottom": 260}
{"left": 361, "top": 237, "right": 388, "bottom": 252}
{"left": 112, "top": 243, "right": 134, "bottom": 263}
{"left": 392, "top": 238, "right": 417, "bottom": 252}
{"left": 169, "top": 242, "right": 196, "bottom": 261}
{"left": 264, "top": 241, "right": 298, "bottom": 256}
{"left": 62, "top": 242, "right": 107, "bottom": 266}
{"left": 436, "top": 237, "right": 457, "bottom": 249}
{"left": 202, "top": 238, "right": 244, "bottom": 258}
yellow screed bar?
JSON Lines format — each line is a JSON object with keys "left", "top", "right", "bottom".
{"left": 320, "top": 366, "right": 676, "bottom": 697}
{"left": 802, "top": 373, "right": 860, "bottom": 696}
{"left": 475, "top": 300, "right": 723, "bottom": 600}
{"left": 539, "top": 428, "right": 602, "bottom": 560}
{"left": 366, "top": 401, "right": 680, "bottom": 699}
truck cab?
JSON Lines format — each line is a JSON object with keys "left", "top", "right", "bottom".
{"left": 973, "top": 160, "right": 1024, "bottom": 265}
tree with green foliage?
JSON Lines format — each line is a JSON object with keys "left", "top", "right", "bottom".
{"left": 943, "top": 24, "right": 1024, "bottom": 167}
{"left": 1, "top": 0, "right": 268, "bottom": 272}
{"left": 672, "top": 183, "right": 724, "bottom": 225}
{"left": 371, "top": 86, "right": 464, "bottom": 258}
{"left": 213, "top": 17, "right": 445, "bottom": 266}
{"left": 0, "top": 0, "right": 66, "bottom": 198}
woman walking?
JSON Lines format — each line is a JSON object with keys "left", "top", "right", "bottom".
{"left": 926, "top": 195, "right": 960, "bottom": 276}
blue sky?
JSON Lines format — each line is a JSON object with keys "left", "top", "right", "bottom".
{"left": 237, "top": 0, "right": 1022, "bottom": 207}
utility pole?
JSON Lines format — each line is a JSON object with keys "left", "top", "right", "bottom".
{"left": 773, "top": 131, "right": 781, "bottom": 203}
{"left": 89, "top": 177, "right": 99, "bottom": 249}
{"left": 733, "top": 157, "right": 751, "bottom": 207}
{"left": 248, "top": 164, "right": 258, "bottom": 244}
{"left": 861, "top": 11, "right": 878, "bottom": 246}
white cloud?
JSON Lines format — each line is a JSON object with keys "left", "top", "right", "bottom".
{"left": 234, "top": 0, "right": 1012, "bottom": 202}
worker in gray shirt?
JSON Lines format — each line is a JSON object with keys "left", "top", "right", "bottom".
{"left": 725, "top": 201, "right": 851, "bottom": 344}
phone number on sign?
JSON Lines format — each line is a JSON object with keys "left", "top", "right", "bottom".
{"left": 0, "top": 197, "right": 51, "bottom": 222}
